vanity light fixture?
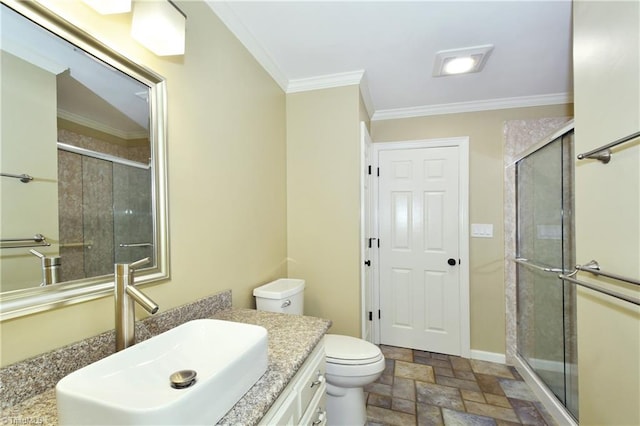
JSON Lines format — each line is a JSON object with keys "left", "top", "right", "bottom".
{"left": 131, "top": 0, "right": 186, "bottom": 56}
{"left": 82, "top": 0, "right": 131, "bottom": 15}
{"left": 433, "top": 44, "right": 493, "bottom": 77}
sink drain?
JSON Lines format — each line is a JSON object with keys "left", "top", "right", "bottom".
{"left": 170, "top": 370, "right": 197, "bottom": 389}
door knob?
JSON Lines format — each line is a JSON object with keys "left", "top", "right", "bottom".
{"left": 364, "top": 260, "right": 371, "bottom": 267}
{"left": 447, "top": 258, "right": 457, "bottom": 266}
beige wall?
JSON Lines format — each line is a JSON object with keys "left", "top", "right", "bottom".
{"left": 0, "top": 0, "right": 287, "bottom": 366}
{"left": 574, "top": 1, "right": 640, "bottom": 424}
{"left": 359, "top": 92, "right": 371, "bottom": 129}
{"left": 0, "top": 51, "right": 59, "bottom": 292}
{"left": 286, "top": 85, "right": 362, "bottom": 337}
{"left": 371, "top": 104, "right": 573, "bottom": 354}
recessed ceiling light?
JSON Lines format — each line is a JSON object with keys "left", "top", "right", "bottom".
{"left": 443, "top": 57, "right": 476, "bottom": 74}
{"left": 433, "top": 44, "right": 494, "bottom": 77}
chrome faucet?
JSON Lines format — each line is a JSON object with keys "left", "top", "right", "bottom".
{"left": 114, "top": 257, "right": 159, "bottom": 351}
{"left": 29, "top": 249, "right": 61, "bottom": 286}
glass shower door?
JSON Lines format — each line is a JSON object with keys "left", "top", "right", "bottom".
{"left": 113, "top": 163, "right": 154, "bottom": 265}
{"left": 82, "top": 156, "right": 115, "bottom": 278}
{"left": 81, "top": 159, "right": 153, "bottom": 276}
{"left": 516, "top": 130, "right": 577, "bottom": 419}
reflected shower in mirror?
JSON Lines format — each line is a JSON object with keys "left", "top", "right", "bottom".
{"left": 0, "top": 0, "right": 169, "bottom": 320}
{"left": 57, "top": 145, "right": 153, "bottom": 283}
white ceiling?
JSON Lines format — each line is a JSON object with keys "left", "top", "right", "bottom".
{"left": 1, "top": 3, "right": 149, "bottom": 139}
{"left": 207, "top": 1, "right": 573, "bottom": 120}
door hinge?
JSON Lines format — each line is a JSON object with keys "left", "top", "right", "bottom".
{"left": 368, "top": 165, "right": 372, "bottom": 175}
{"left": 368, "top": 237, "right": 377, "bottom": 248}
{"left": 378, "top": 310, "right": 381, "bottom": 319}
{"left": 368, "top": 311, "right": 373, "bottom": 321}
{"left": 377, "top": 167, "right": 380, "bottom": 177}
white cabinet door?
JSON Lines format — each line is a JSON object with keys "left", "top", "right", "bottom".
{"left": 263, "top": 392, "right": 298, "bottom": 426}
{"left": 259, "top": 341, "right": 326, "bottom": 425}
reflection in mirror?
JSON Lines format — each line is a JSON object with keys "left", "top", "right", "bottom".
{"left": 57, "top": 143, "right": 153, "bottom": 282}
{"left": 0, "top": 1, "right": 169, "bottom": 320}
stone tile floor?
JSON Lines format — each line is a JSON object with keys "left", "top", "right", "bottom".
{"left": 365, "top": 345, "right": 556, "bottom": 425}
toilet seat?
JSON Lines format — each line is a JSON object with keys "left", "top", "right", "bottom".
{"left": 325, "top": 334, "right": 383, "bottom": 365}
{"left": 323, "top": 334, "right": 386, "bottom": 425}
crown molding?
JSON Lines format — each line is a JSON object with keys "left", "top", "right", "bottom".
{"left": 372, "top": 92, "right": 574, "bottom": 121}
{"left": 206, "top": 1, "right": 288, "bottom": 91}
{"left": 206, "top": 2, "right": 571, "bottom": 122}
{"left": 206, "top": 1, "right": 374, "bottom": 118}
{"left": 287, "top": 70, "right": 373, "bottom": 120}
{"left": 286, "top": 70, "right": 364, "bottom": 93}
{"left": 1, "top": 38, "right": 68, "bottom": 75}
{"left": 58, "top": 109, "right": 148, "bottom": 140}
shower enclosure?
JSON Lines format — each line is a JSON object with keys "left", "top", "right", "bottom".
{"left": 58, "top": 145, "right": 153, "bottom": 282}
{"left": 515, "top": 127, "right": 578, "bottom": 420}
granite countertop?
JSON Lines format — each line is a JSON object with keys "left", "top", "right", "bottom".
{"left": 1, "top": 308, "right": 331, "bottom": 426}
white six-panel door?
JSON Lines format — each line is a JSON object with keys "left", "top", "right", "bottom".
{"left": 377, "top": 143, "right": 465, "bottom": 356}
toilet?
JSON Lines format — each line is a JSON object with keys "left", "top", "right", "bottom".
{"left": 253, "top": 279, "right": 385, "bottom": 426}
{"left": 323, "top": 334, "right": 386, "bottom": 425}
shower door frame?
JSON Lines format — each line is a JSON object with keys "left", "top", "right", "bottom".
{"left": 504, "top": 119, "right": 578, "bottom": 426}
{"left": 57, "top": 143, "right": 153, "bottom": 281}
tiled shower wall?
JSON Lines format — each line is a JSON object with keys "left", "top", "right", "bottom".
{"left": 503, "top": 117, "right": 571, "bottom": 363}
{"left": 58, "top": 128, "right": 150, "bottom": 164}
{"left": 57, "top": 127, "right": 150, "bottom": 281}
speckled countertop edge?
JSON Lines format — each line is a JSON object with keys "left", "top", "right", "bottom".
{"left": 214, "top": 309, "right": 331, "bottom": 425}
{"left": 1, "top": 297, "right": 331, "bottom": 426}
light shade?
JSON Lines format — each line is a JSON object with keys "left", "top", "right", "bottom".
{"left": 131, "top": 1, "right": 186, "bottom": 56}
{"left": 83, "top": 0, "right": 131, "bottom": 15}
{"left": 433, "top": 45, "right": 493, "bottom": 77}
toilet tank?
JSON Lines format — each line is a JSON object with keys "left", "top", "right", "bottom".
{"left": 253, "top": 279, "right": 305, "bottom": 315}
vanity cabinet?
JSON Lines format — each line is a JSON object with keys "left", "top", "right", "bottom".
{"left": 259, "top": 340, "right": 326, "bottom": 425}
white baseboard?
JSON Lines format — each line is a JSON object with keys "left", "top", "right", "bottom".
{"left": 470, "top": 349, "right": 507, "bottom": 364}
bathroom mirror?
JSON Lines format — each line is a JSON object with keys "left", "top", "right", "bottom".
{"left": 0, "top": 0, "right": 169, "bottom": 320}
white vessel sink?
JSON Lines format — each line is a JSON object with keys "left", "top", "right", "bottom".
{"left": 56, "top": 319, "right": 268, "bottom": 425}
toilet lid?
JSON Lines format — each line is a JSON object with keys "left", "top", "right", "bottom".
{"left": 325, "top": 334, "right": 383, "bottom": 365}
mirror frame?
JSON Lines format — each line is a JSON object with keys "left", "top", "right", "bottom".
{"left": 0, "top": 0, "right": 170, "bottom": 321}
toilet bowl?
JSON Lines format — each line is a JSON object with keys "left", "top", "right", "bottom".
{"left": 253, "top": 279, "right": 385, "bottom": 425}
{"left": 324, "top": 334, "right": 386, "bottom": 426}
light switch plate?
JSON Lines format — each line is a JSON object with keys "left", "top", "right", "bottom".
{"left": 471, "top": 223, "right": 493, "bottom": 238}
